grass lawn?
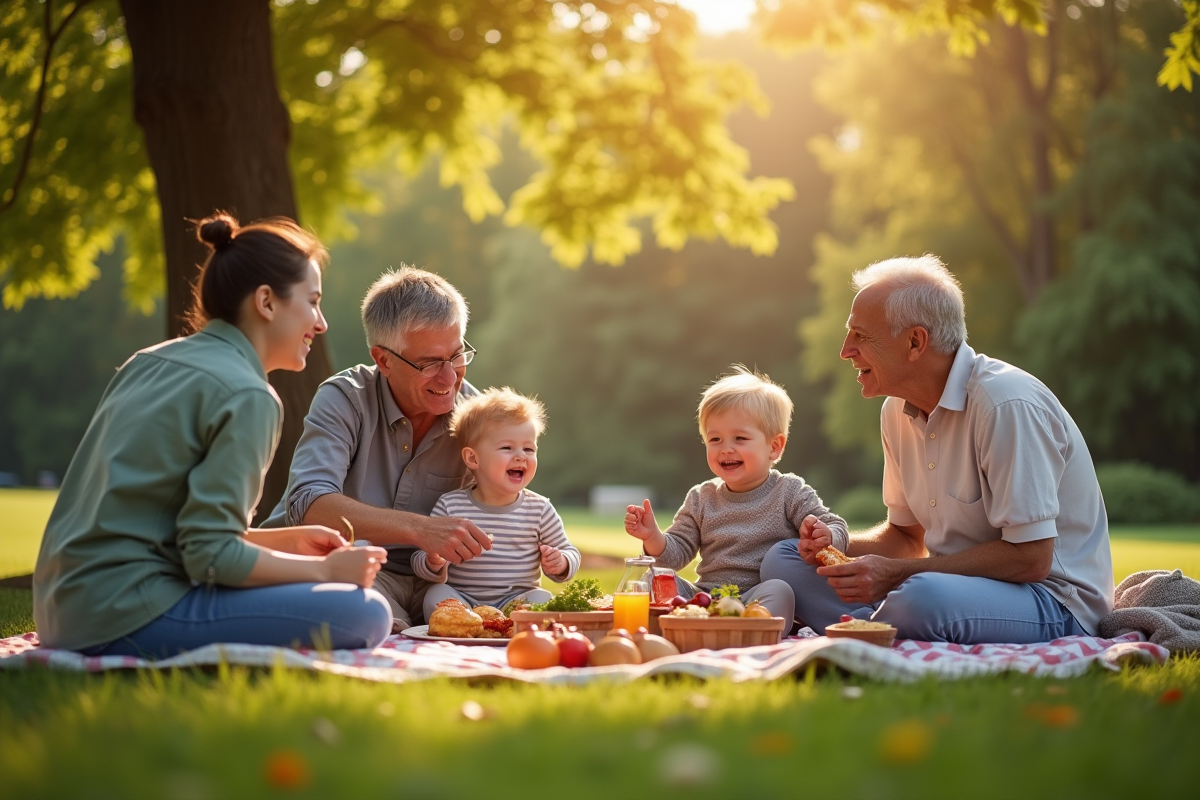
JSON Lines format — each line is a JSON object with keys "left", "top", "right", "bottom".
{"left": 2, "top": 490, "right": 1199, "bottom": 798}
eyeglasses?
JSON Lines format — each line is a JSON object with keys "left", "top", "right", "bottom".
{"left": 378, "top": 340, "right": 476, "bottom": 377}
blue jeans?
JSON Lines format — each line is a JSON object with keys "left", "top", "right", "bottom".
{"left": 83, "top": 583, "right": 393, "bottom": 659}
{"left": 760, "top": 540, "right": 1086, "bottom": 644}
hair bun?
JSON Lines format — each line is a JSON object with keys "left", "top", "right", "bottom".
{"left": 196, "top": 213, "right": 238, "bottom": 250}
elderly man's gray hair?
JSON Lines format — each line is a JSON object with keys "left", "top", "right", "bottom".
{"left": 851, "top": 255, "right": 967, "bottom": 354}
{"left": 361, "top": 266, "right": 469, "bottom": 351}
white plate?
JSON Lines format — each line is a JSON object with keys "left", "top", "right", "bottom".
{"left": 400, "top": 624, "right": 509, "bottom": 646}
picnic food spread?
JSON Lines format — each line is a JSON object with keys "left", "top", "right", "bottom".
{"left": 505, "top": 624, "right": 682, "bottom": 669}
{"left": 427, "top": 600, "right": 515, "bottom": 639}
{"left": 828, "top": 618, "right": 893, "bottom": 631}
{"left": 824, "top": 615, "right": 898, "bottom": 647}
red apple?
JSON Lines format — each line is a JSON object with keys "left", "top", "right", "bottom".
{"left": 692, "top": 591, "right": 712, "bottom": 608}
{"left": 554, "top": 626, "right": 594, "bottom": 668}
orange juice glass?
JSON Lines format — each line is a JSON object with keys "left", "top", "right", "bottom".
{"left": 613, "top": 588, "right": 650, "bottom": 632}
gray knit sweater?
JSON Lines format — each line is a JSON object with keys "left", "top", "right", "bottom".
{"left": 655, "top": 470, "right": 849, "bottom": 592}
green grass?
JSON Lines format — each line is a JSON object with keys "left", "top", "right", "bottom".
{"left": 3, "top": 491, "right": 1200, "bottom": 798}
{"left": 0, "top": 489, "right": 54, "bottom": 579}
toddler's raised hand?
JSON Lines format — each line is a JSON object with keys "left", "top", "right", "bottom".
{"left": 539, "top": 544, "right": 568, "bottom": 577}
{"left": 425, "top": 551, "right": 447, "bottom": 571}
{"left": 797, "top": 514, "right": 833, "bottom": 565}
{"left": 624, "top": 499, "right": 660, "bottom": 541}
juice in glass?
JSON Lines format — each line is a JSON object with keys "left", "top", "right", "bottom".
{"left": 613, "top": 589, "right": 650, "bottom": 632}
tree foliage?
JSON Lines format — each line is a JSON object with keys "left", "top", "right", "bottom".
{"left": 756, "top": 0, "right": 1200, "bottom": 89}
{"left": 797, "top": 0, "right": 1200, "bottom": 477}
{"left": 1, "top": 0, "right": 794, "bottom": 310}
{"left": 1017, "top": 51, "right": 1200, "bottom": 471}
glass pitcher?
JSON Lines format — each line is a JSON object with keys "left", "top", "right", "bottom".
{"left": 613, "top": 556, "right": 654, "bottom": 632}
{"left": 648, "top": 565, "right": 679, "bottom": 605}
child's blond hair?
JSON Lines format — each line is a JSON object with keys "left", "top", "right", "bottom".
{"left": 698, "top": 365, "right": 793, "bottom": 443}
{"left": 450, "top": 387, "right": 546, "bottom": 450}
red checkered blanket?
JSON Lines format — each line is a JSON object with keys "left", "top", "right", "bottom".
{"left": 0, "top": 630, "right": 1167, "bottom": 683}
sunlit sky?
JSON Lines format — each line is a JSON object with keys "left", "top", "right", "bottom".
{"left": 675, "top": 0, "right": 756, "bottom": 35}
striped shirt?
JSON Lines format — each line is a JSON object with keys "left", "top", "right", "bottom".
{"left": 411, "top": 488, "right": 580, "bottom": 605}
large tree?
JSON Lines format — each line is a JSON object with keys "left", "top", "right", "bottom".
{"left": 0, "top": 0, "right": 793, "bottom": 513}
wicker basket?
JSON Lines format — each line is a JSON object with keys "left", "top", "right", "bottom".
{"left": 823, "top": 622, "right": 897, "bottom": 648}
{"left": 510, "top": 611, "right": 613, "bottom": 642}
{"left": 657, "top": 615, "right": 787, "bottom": 653}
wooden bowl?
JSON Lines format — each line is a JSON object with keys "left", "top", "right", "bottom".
{"left": 823, "top": 622, "right": 897, "bottom": 648}
{"left": 510, "top": 610, "right": 613, "bottom": 642}
{"left": 658, "top": 615, "right": 787, "bottom": 653}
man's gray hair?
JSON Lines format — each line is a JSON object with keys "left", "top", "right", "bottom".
{"left": 361, "top": 266, "right": 469, "bottom": 351}
{"left": 851, "top": 255, "right": 967, "bottom": 354}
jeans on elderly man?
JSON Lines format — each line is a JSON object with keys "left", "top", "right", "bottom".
{"left": 759, "top": 539, "right": 1086, "bottom": 644}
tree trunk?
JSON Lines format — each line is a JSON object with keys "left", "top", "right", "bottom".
{"left": 120, "top": 0, "right": 329, "bottom": 521}
{"left": 1004, "top": 22, "right": 1059, "bottom": 302}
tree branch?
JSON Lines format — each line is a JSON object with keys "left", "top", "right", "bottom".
{"left": 0, "top": 0, "right": 97, "bottom": 214}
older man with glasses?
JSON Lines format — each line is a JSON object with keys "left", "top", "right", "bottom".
{"left": 263, "top": 267, "right": 492, "bottom": 630}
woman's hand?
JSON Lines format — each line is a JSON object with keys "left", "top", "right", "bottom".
{"left": 323, "top": 546, "right": 388, "bottom": 588}
{"left": 246, "top": 526, "right": 347, "bottom": 556}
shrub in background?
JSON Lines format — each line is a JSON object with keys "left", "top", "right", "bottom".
{"left": 833, "top": 485, "right": 888, "bottom": 525}
{"left": 1096, "top": 463, "right": 1200, "bottom": 525}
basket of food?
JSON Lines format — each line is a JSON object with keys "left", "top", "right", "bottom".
{"left": 507, "top": 579, "right": 617, "bottom": 643}
{"left": 510, "top": 610, "right": 614, "bottom": 642}
{"left": 823, "top": 616, "right": 897, "bottom": 648}
{"left": 656, "top": 586, "right": 787, "bottom": 653}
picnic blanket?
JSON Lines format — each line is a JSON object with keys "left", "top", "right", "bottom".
{"left": 0, "top": 630, "right": 1167, "bottom": 684}
{"left": 1099, "top": 569, "right": 1200, "bottom": 653}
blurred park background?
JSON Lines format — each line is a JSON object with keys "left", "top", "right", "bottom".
{"left": 2, "top": 0, "right": 1198, "bottom": 525}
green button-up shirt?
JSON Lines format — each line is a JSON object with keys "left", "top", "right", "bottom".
{"left": 33, "top": 320, "right": 279, "bottom": 650}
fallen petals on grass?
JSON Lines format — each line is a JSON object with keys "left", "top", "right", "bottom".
{"left": 751, "top": 730, "right": 794, "bottom": 756}
{"left": 311, "top": 717, "right": 340, "bottom": 745}
{"left": 659, "top": 743, "right": 720, "bottom": 787}
{"left": 877, "top": 720, "right": 933, "bottom": 766}
{"left": 460, "top": 700, "right": 490, "bottom": 721}
{"left": 1158, "top": 688, "right": 1184, "bottom": 705}
{"left": 264, "top": 749, "right": 310, "bottom": 790}
{"left": 1023, "top": 703, "right": 1080, "bottom": 728}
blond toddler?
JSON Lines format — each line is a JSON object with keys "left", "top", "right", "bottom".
{"left": 625, "top": 367, "right": 849, "bottom": 623}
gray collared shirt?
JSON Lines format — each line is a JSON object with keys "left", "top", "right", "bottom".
{"left": 881, "top": 343, "right": 1113, "bottom": 633}
{"left": 262, "top": 364, "right": 477, "bottom": 574}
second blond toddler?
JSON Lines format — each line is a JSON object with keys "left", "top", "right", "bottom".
{"left": 625, "top": 366, "right": 849, "bottom": 624}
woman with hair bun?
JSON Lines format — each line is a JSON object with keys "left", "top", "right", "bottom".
{"left": 32, "top": 212, "right": 392, "bottom": 657}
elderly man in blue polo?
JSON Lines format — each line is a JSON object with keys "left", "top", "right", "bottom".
{"left": 762, "top": 255, "right": 1114, "bottom": 644}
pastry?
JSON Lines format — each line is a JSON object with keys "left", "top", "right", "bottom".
{"left": 473, "top": 605, "right": 505, "bottom": 621}
{"left": 815, "top": 545, "right": 852, "bottom": 566}
{"left": 428, "top": 599, "right": 484, "bottom": 638}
